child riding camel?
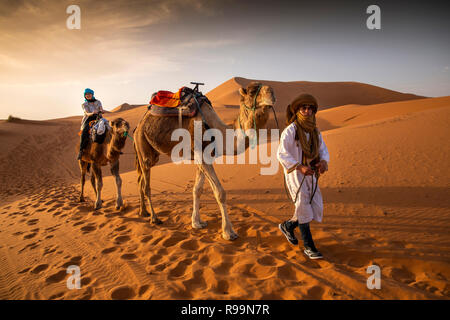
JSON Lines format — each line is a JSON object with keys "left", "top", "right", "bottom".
{"left": 77, "top": 88, "right": 104, "bottom": 160}
{"left": 277, "top": 93, "right": 329, "bottom": 259}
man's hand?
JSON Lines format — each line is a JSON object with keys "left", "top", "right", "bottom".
{"left": 315, "top": 160, "right": 328, "bottom": 174}
{"left": 297, "top": 165, "right": 314, "bottom": 176}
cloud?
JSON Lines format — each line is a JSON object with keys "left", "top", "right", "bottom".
{"left": 0, "top": 0, "right": 220, "bottom": 85}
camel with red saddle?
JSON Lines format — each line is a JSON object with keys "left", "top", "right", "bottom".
{"left": 133, "top": 82, "right": 276, "bottom": 240}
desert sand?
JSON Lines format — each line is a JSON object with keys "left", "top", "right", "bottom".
{"left": 0, "top": 78, "right": 449, "bottom": 299}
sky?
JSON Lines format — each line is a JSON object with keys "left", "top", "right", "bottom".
{"left": 0, "top": 0, "right": 449, "bottom": 120}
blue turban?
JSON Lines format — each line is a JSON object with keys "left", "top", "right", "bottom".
{"left": 84, "top": 88, "right": 95, "bottom": 101}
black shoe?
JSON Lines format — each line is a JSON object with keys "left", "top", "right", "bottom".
{"left": 279, "top": 221, "right": 298, "bottom": 245}
{"left": 303, "top": 246, "right": 323, "bottom": 259}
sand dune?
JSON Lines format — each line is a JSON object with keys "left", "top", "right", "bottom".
{"left": 111, "top": 103, "right": 147, "bottom": 113}
{"left": 207, "top": 77, "right": 426, "bottom": 129}
{"left": 0, "top": 85, "right": 448, "bottom": 299}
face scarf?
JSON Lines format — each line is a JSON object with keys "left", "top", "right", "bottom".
{"left": 295, "top": 111, "right": 319, "bottom": 165}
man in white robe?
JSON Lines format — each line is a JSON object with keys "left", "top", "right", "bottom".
{"left": 277, "top": 93, "right": 329, "bottom": 259}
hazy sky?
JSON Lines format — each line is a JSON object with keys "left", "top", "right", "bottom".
{"left": 0, "top": 0, "right": 449, "bottom": 120}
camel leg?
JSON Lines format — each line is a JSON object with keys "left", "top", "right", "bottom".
{"left": 137, "top": 171, "right": 150, "bottom": 217}
{"left": 78, "top": 160, "right": 88, "bottom": 202}
{"left": 200, "top": 163, "right": 238, "bottom": 240}
{"left": 92, "top": 164, "right": 103, "bottom": 210}
{"left": 135, "top": 146, "right": 150, "bottom": 217}
{"left": 192, "top": 165, "right": 207, "bottom": 229}
{"left": 90, "top": 172, "right": 97, "bottom": 197}
{"left": 142, "top": 163, "right": 161, "bottom": 224}
{"left": 110, "top": 160, "right": 123, "bottom": 210}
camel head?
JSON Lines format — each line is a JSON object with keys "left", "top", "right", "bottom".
{"left": 238, "top": 81, "right": 276, "bottom": 131}
{"left": 108, "top": 117, "right": 130, "bottom": 156}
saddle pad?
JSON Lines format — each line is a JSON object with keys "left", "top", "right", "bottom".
{"left": 150, "top": 87, "right": 186, "bottom": 108}
{"left": 149, "top": 103, "right": 198, "bottom": 117}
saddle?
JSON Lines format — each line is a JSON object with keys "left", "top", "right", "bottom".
{"left": 148, "top": 86, "right": 206, "bottom": 127}
{"left": 78, "top": 118, "right": 109, "bottom": 144}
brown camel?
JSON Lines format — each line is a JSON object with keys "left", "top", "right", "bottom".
{"left": 78, "top": 117, "right": 130, "bottom": 210}
{"left": 133, "top": 82, "right": 276, "bottom": 240}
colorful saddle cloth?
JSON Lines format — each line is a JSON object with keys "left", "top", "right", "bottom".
{"left": 148, "top": 86, "right": 198, "bottom": 117}
{"left": 150, "top": 87, "right": 186, "bottom": 108}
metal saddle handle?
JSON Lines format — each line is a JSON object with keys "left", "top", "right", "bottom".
{"left": 190, "top": 82, "right": 204, "bottom": 93}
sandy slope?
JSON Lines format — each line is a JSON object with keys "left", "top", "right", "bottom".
{"left": 0, "top": 90, "right": 449, "bottom": 299}
{"left": 207, "top": 77, "right": 425, "bottom": 129}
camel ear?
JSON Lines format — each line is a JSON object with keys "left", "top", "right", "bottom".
{"left": 110, "top": 120, "right": 116, "bottom": 128}
{"left": 286, "top": 104, "right": 294, "bottom": 126}
{"left": 239, "top": 88, "right": 247, "bottom": 97}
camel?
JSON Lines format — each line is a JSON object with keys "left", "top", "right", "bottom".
{"left": 133, "top": 82, "right": 276, "bottom": 240}
{"left": 78, "top": 117, "right": 130, "bottom": 210}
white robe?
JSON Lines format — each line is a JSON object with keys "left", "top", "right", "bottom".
{"left": 277, "top": 122, "right": 330, "bottom": 224}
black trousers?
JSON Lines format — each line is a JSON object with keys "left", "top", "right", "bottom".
{"left": 299, "top": 223, "right": 316, "bottom": 250}
{"left": 285, "top": 220, "right": 317, "bottom": 250}
{"left": 79, "top": 115, "right": 97, "bottom": 152}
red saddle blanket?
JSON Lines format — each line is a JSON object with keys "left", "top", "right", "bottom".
{"left": 148, "top": 86, "right": 198, "bottom": 117}
{"left": 150, "top": 87, "right": 186, "bottom": 108}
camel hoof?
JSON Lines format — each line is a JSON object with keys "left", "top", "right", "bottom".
{"left": 192, "top": 221, "right": 208, "bottom": 229}
{"left": 151, "top": 217, "right": 163, "bottom": 225}
{"left": 79, "top": 197, "right": 85, "bottom": 203}
{"left": 222, "top": 231, "right": 238, "bottom": 241}
{"left": 139, "top": 211, "right": 150, "bottom": 217}
{"left": 94, "top": 200, "right": 103, "bottom": 210}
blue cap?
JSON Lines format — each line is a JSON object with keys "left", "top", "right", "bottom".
{"left": 84, "top": 88, "right": 94, "bottom": 96}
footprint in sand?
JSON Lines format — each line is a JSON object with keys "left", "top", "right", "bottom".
{"left": 48, "top": 292, "right": 65, "bottom": 300}
{"left": 114, "top": 235, "right": 131, "bottom": 244}
{"left": 114, "top": 225, "right": 127, "bottom": 232}
{"left": 80, "top": 224, "right": 97, "bottom": 234}
{"left": 26, "top": 219, "right": 39, "bottom": 226}
{"left": 44, "top": 200, "right": 56, "bottom": 206}
{"left": 161, "top": 235, "right": 188, "bottom": 248}
{"left": 257, "top": 255, "right": 278, "bottom": 267}
{"left": 168, "top": 259, "right": 193, "bottom": 278}
{"left": 23, "top": 232, "right": 38, "bottom": 240}
{"left": 60, "top": 256, "right": 83, "bottom": 268}
{"left": 140, "top": 235, "right": 153, "bottom": 243}
{"left": 101, "top": 246, "right": 118, "bottom": 255}
{"left": 18, "top": 267, "right": 31, "bottom": 274}
{"left": 121, "top": 253, "right": 137, "bottom": 260}
{"left": 179, "top": 239, "right": 200, "bottom": 251}
{"left": 305, "top": 285, "right": 325, "bottom": 299}
{"left": 45, "top": 270, "right": 67, "bottom": 284}
{"left": 42, "top": 245, "right": 58, "bottom": 256}
{"left": 138, "top": 285, "right": 150, "bottom": 297}
{"left": 18, "top": 241, "right": 40, "bottom": 253}
{"left": 30, "top": 264, "right": 49, "bottom": 274}
{"left": 110, "top": 286, "right": 135, "bottom": 300}
{"left": 148, "top": 254, "right": 163, "bottom": 265}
